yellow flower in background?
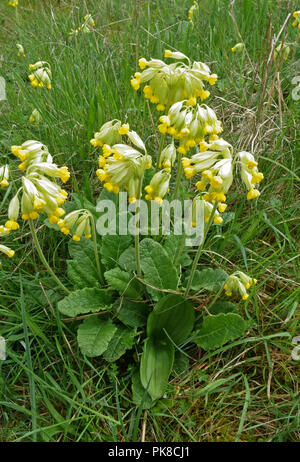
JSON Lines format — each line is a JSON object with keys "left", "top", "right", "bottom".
{"left": 16, "top": 43, "right": 25, "bottom": 58}
{"left": 274, "top": 42, "right": 291, "bottom": 61}
{"left": 239, "top": 151, "right": 263, "bottom": 200}
{"left": 231, "top": 43, "right": 245, "bottom": 53}
{"left": 29, "top": 109, "right": 42, "bottom": 124}
{"left": 188, "top": 1, "right": 198, "bottom": 23}
{"left": 8, "top": 1, "right": 18, "bottom": 7}
{"left": 292, "top": 11, "right": 300, "bottom": 31}
{"left": 0, "top": 165, "right": 9, "bottom": 188}
{"left": 28, "top": 61, "right": 52, "bottom": 89}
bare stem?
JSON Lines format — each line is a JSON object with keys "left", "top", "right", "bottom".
{"left": 29, "top": 220, "right": 70, "bottom": 294}
{"left": 184, "top": 202, "right": 218, "bottom": 298}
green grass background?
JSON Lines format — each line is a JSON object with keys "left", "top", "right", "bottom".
{"left": 0, "top": 0, "right": 299, "bottom": 442}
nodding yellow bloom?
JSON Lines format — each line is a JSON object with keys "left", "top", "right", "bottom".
{"left": 191, "top": 195, "right": 223, "bottom": 227}
{"left": 119, "top": 123, "right": 130, "bottom": 135}
{"left": 0, "top": 165, "right": 9, "bottom": 188}
{"left": 158, "top": 144, "right": 176, "bottom": 172}
{"left": 11, "top": 140, "right": 51, "bottom": 170}
{"left": 8, "top": 1, "right": 18, "bottom": 6}
{"left": 90, "top": 120, "right": 125, "bottom": 147}
{"left": 138, "top": 58, "right": 148, "bottom": 70}
{"left": 0, "top": 244, "right": 15, "bottom": 258}
{"left": 58, "top": 210, "right": 92, "bottom": 241}
{"left": 28, "top": 62, "right": 52, "bottom": 90}
{"left": 224, "top": 272, "right": 257, "bottom": 300}
{"left": 144, "top": 170, "right": 171, "bottom": 203}
{"left": 96, "top": 139, "right": 152, "bottom": 202}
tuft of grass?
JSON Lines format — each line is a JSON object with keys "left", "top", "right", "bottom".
{"left": 0, "top": 0, "right": 299, "bottom": 442}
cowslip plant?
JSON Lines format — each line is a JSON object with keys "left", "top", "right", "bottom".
{"left": 2, "top": 50, "right": 265, "bottom": 405}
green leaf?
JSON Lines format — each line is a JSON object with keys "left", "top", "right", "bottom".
{"left": 104, "top": 268, "right": 142, "bottom": 299}
{"left": 147, "top": 294, "right": 195, "bottom": 345}
{"left": 194, "top": 313, "right": 246, "bottom": 351}
{"left": 57, "top": 287, "right": 113, "bottom": 317}
{"left": 140, "top": 337, "right": 174, "bottom": 401}
{"left": 117, "top": 299, "right": 150, "bottom": 328}
{"left": 101, "top": 234, "right": 133, "bottom": 270}
{"left": 119, "top": 248, "right": 136, "bottom": 272}
{"left": 103, "top": 325, "right": 136, "bottom": 362}
{"left": 77, "top": 317, "right": 117, "bottom": 357}
{"left": 67, "top": 259, "right": 98, "bottom": 288}
{"left": 209, "top": 301, "right": 237, "bottom": 315}
{"left": 68, "top": 238, "right": 95, "bottom": 261}
{"left": 184, "top": 268, "right": 228, "bottom": 292}
{"left": 139, "top": 238, "right": 179, "bottom": 300}
{"left": 67, "top": 239, "right": 99, "bottom": 288}
{"left": 131, "top": 370, "right": 153, "bottom": 409}
{"left": 163, "top": 234, "right": 192, "bottom": 267}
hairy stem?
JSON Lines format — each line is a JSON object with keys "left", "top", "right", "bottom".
{"left": 173, "top": 152, "right": 183, "bottom": 200}
{"left": 155, "top": 133, "right": 166, "bottom": 172}
{"left": 135, "top": 175, "right": 144, "bottom": 277}
{"left": 89, "top": 214, "right": 105, "bottom": 285}
{"left": 29, "top": 219, "right": 70, "bottom": 294}
{"left": 184, "top": 202, "right": 218, "bottom": 298}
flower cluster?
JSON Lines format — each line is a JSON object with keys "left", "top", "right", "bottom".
{"left": 69, "top": 14, "right": 95, "bottom": 37}
{"left": 158, "top": 101, "right": 223, "bottom": 154}
{"left": 57, "top": 209, "right": 92, "bottom": 241}
{"left": 292, "top": 11, "right": 300, "bottom": 31}
{"left": 131, "top": 50, "right": 217, "bottom": 112}
{"left": 5, "top": 140, "right": 69, "bottom": 231}
{"left": 28, "top": 61, "right": 52, "bottom": 89}
{"left": 8, "top": 1, "right": 18, "bottom": 7}
{"left": 0, "top": 165, "right": 9, "bottom": 188}
{"left": 224, "top": 272, "right": 257, "bottom": 300}
{"left": 239, "top": 151, "right": 264, "bottom": 200}
{"left": 92, "top": 121, "right": 152, "bottom": 202}
{"left": 11, "top": 140, "right": 52, "bottom": 171}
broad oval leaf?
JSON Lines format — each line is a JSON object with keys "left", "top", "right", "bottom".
{"left": 77, "top": 317, "right": 116, "bottom": 357}
{"left": 57, "top": 287, "right": 113, "bottom": 317}
{"left": 147, "top": 294, "right": 195, "bottom": 344}
{"left": 139, "top": 238, "right": 179, "bottom": 300}
{"left": 140, "top": 337, "right": 174, "bottom": 401}
{"left": 194, "top": 313, "right": 246, "bottom": 351}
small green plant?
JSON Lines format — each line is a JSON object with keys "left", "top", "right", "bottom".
{"left": 1, "top": 48, "right": 265, "bottom": 404}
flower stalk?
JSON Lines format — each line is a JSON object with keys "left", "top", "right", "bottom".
{"left": 29, "top": 219, "right": 70, "bottom": 294}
